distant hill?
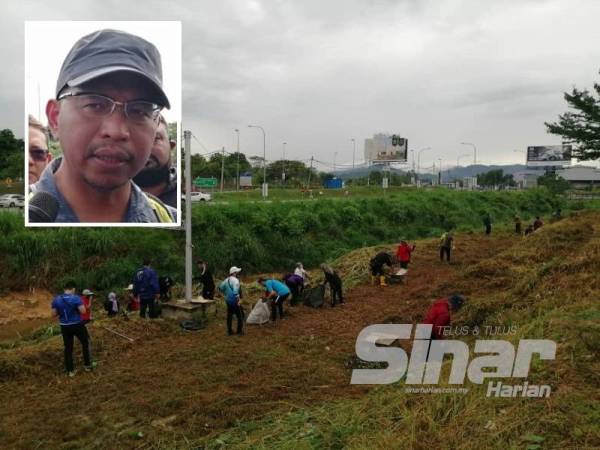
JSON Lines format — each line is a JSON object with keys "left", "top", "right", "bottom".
{"left": 335, "top": 164, "right": 536, "bottom": 181}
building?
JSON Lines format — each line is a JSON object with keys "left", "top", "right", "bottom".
{"left": 556, "top": 166, "right": 600, "bottom": 189}
{"left": 513, "top": 172, "right": 539, "bottom": 189}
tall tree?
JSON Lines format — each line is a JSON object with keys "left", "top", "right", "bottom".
{"left": 545, "top": 73, "right": 600, "bottom": 160}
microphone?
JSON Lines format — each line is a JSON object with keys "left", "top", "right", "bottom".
{"left": 29, "top": 191, "right": 59, "bottom": 223}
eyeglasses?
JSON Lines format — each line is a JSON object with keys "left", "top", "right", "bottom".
{"left": 29, "top": 148, "right": 49, "bottom": 162}
{"left": 58, "top": 92, "right": 162, "bottom": 126}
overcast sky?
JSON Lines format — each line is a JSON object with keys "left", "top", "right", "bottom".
{"left": 3, "top": 0, "right": 600, "bottom": 171}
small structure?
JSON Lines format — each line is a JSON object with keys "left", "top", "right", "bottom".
{"left": 161, "top": 298, "right": 217, "bottom": 320}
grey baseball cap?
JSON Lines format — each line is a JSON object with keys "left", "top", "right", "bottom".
{"left": 56, "top": 29, "right": 170, "bottom": 108}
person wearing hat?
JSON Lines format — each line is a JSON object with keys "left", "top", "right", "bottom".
{"left": 51, "top": 280, "right": 96, "bottom": 376}
{"left": 422, "top": 295, "right": 465, "bottom": 339}
{"left": 293, "top": 262, "right": 310, "bottom": 286}
{"left": 79, "top": 288, "right": 95, "bottom": 324}
{"left": 219, "top": 266, "right": 244, "bottom": 335}
{"left": 31, "top": 29, "right": 175, "bottom": 223}
{"left": 124, "top": 284, "right": 140, "bottom": 312}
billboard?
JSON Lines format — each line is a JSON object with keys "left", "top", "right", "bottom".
{"left": 526, "top": 145, "right": 572, "bottom": 167}
{"left": 365, "top": 133, "right": 408, "bottom": 164}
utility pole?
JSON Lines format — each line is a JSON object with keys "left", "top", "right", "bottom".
{"left": 235, "top": 129, "right": 240, "bottom": 191}
{"left": 184, "top": 130, "right": 192, "bottom": 302}
{"left": 220, "top": 146, "right": 225, "bottom": 192}
{"left": 351, "top": 138, "right": 356, "bottom": 170}
{"left": 282, "top": 141, "right": 286, "bottom": 186}
{"left": 307, "top": 156, "right": 314, "bottom": 188}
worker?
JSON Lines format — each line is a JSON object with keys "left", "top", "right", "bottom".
{"left": 283, "top": 273, "right": 304, "bottom": 305}
{"left": 514, "top": 215, "right": 522, "bottom": 235}
{"left": 395, "top": 239, "right": 416, "bottom": 270}
{"left": 483, "top": 213, "right": 492, "bottom": 235}
{"left": 125, "top": 284, "right": 140, "bottom": 312}
{"left": 80, "top": 289, "right": 95, "bottom": 324}
{"left": 524, "top": 224, "right": 534, "bottom": 236}
{"left": 439, "top": 231, "right": 454, "bottom": 262}
{"left": 219, "top": 266, "right": 244, "bottom": 335}
{"left": 369, "top": 251, "right": 395, "bottom": 286}
{"left": 533, "top": 216, "right": 544, "bottom": 230}
{"left": 422, "top": 294, "right": 465, "bottom": 339}
{"left": 293, "top": 262, "right": 310, "bottom": 287}
{"left": 258, "top": 277, "right": 290, "bottom": 322}
{"left": 195, "top": 260, "right": 215, "bottom": 300}
{"left": 320, "top": 264, "right": 344, "bottom": 307}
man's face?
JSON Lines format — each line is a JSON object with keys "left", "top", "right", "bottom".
{"left": 132, "top": 120, "right": 173, "bottom": 187}
{"left": 28, "top": 126, "right": 51, "bottom": 184}
{"left": 47, "top": 73, "right": 159, "bottom": 192}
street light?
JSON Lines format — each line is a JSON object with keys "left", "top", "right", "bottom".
{"left": 460, "top": 142, "right": 477, "bottom": 165}
{"left": 417, "top": 147, "right": 431, "bottom": 183}
{"left": 351, "top": 138, "right": 356, "bottom": 170}
{"left": 248, "top": 124, "right": 266, "bottom": 198}
{"left": 282, "top": 141, "right": 287, "bottom": 185}
{"left": 234, "top": 129, "right": 240, "bottom": 191}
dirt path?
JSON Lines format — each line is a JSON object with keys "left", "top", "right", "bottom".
{"left": 0, "top": 232, "right": 514, "bottom": 449}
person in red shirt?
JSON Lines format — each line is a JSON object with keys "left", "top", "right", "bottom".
{"left": 422, "top": 295, "right": 465, "bottom": 339}
{"left": 80, "top": 289, "right": 95, "bottom": 324}
{"left": 395, "top": 239, "right": 416, "bottom": 269}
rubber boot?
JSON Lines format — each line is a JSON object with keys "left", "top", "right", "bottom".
{"left": 379, "top": 276, "right": 388, "bottom": 287}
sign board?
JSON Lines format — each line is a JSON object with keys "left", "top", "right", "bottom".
{"left": 526, "top": 145, "right": 572, "bottom": 167}
{"left": 366, "top": 133, "right": 408, "bottom": 164}
{"left": 194, "top": 177, "right": 217, "bottom": 187}
{"left": 239, "top": 175, "right": 253, "bottom": 187}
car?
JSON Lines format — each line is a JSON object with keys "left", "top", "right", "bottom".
{"left": 181, "top": 191, "right": 212, "bottom": 202}
{"left": 0, "top": 194, "right": 24, "bottom": 208}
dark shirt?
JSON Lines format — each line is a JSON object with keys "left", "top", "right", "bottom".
{"left": 371, "top": 252, "right": 394, "bottom": 268}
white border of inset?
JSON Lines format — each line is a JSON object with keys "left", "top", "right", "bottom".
{"left": 24, "top": 20, "right": 182, "bottom": 227}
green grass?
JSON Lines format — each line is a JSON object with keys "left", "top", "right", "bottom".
{"left": 0, "top": 188, "right": 574, "bottom": 296}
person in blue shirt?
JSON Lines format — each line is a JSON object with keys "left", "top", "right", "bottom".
{"left": 51, "top": 280, "right": 95, "bottom": 376}
{"left": 258, "top": 277, "right": 291, "bottom": 322}
{"left": 219, "top": 266, "right": 244, "bottom": 335}
{"left": 133, "top": 259, "right": 160, "bottom": 319}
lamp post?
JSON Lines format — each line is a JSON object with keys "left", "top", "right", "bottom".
{"left": 460, "top": 142, "right": 477, "bottom": 165}
{"left": 351, "top": 138, "right": 356, "bottom": 170}
{"left": 248, "top": 124, "right": 266, "bottom": 198}
{"left": 282, "top": 141, "right": 286, "bottom": 185}
{"left": 234, "top": 129, "right": 240, "bottom": 191}
{"left": 417, "top": 147, "right": 431, "bottom": 184}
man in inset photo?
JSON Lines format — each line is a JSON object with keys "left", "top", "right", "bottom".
{"left": 30, "top": 28, "right": 176, "bottom": 223}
